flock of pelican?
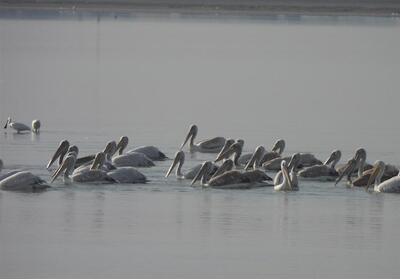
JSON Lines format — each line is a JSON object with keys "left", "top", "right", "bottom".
{"left": 1, "top": 121, "right": 400, "bottom": 194}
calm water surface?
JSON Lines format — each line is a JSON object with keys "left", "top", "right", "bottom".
{"left": 1, "top": 13, "right": 400, "bottom": 279}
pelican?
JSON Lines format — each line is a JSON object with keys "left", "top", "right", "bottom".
{"left": 3, "top": 117, "right": 30, "bottom": 133}
{"left": 214, "top": 138, "right": 235, "bottom": 162}
{"left": 238, "top": 139, "right": 285, "bottom": 165}
{"left": 274, "top": 160, "right": 295, "bottom": 191}
{"left": 180, "top": 124, "right": 226, "bottom": 153}
{"left": 273, "top": 153, "right": 300, "bottom": 189}
{"left": 191, "top": 161, "right": 272, "bottom": 189}
{"left": 112, "top": 152, "right": 154, "bottom": 168}
{"left": 0, "top": 171, "right": 49, "bottom": 191}
{"left": 31, "top": 119, "right": 41, "bottom": 133}
{"left": 51, "top": 151, "right": 115, "bottom": 184}
{"left": 165, "top": 150, "right": 219, "bottom": 179}
{"left": 351, "top": 163, "right": 398, "bottom": 187}
{"left": 335, "top": 148, "right": 367, "bottom": 185}
{"left": 366, "top": 161, "right": 400, "bottom": 193}
{"left": 298, "top": 150, "right": 341, "bottom": 181}
{"left": 263, "top": 153, "right": 322, "bottom": 171}
{"left": 115, "top": 136, "right": 167, "bottom": 161}
{"left": 214, "top": 139, "right": 244, "bottom": 167}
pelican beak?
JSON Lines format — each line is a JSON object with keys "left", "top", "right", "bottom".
{"left": 366, "top": 165, "right": 380, "bottom": 191}
{"left": 47, "top": 141, "right": 69, "bottom": 169}
{"left": 283, "top": 164, "right": 292, "bottom": 190}
{"left": 165, "top": 152, "right": 182, "bottom": 177}
{"left": 212, "top": 159, "right": 233, "bottom": 178}
{"left": 214, "top": 144, "right": 238, "bottom": 163}
{"left": 3, "top": 120, "right": 8, "bottom": 129}
{"left": 335, "top": 159, "right": 355, "bottom": 186}
{"left": 191, "top": 162, "right": 209, "bottom": 186}
{"left": 179, "top": 130, "right": 193, "bottom": 151}
{"left": 91, "top": 152, "right": 105, "bottom": 170}
{"left": 50, "top": 157, "right": 71, "bottom": 183}
{"left": 244, "top": 146, "right": 264, "bottom": 171}
{"left": 116, "top": 136, "right": 128, "bottom": 155}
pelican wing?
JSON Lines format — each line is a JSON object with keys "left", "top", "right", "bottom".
{"left": 196, "top": 137, "right": 225, "bottom": 149}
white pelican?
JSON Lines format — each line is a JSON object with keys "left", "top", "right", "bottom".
{"left": 0, "top": 171, "right": 49, "bottom": 191}
{"left": 366, "top": 161, "right": 400, "bottom": 193}
{"left": 298, "top": 150, "right": 341, "bottom": 181}
{"left": 31, "top": 119, "right": 41, "bottom": 133}
{"left": 180, "top": 124, "right": 226, "bottom": 153}
{"left": 274, "top": 160, "right": 296, "bottom": 191}
{"left": 335, "top": 148, "right": 367, "bottom": 185}
{"left": 274, "top": 153, "right": 300, "bottom": 189}
{"left": 3, "top": 117, "right": 31, "bottom": 133}
{"left": 46, "top": 140, "right": 70, "bottom": 169}
{"left": 214, "top": 139, "right": 244, "bottom": 167}
{"left": 51, "top": 151, "right": 115, "bottom": 184}
{"left": 191, "top": 161, "right": 272, "bottom": 189}
{"left": 263, "top": 153, "right": 322, "bottom": 171}
{"left": 165, "top": 150, "right": 219, "bottom": 179}
{"left": 116, "top": 136, "right": 167, "bottom": 161}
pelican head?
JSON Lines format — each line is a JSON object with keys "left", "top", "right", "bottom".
{"left": 354, "top": 148, "right": 367, "bottom": 176}
{"left": 50, "top": 154, "right": 77, "bottom": 183}
{"left": 3, "top": 117, "right": 11, "bottom": 129}
{"left": 191, "top": 161, "right": 213, "bottom": 186}
{"left": 215, "top": 138, "right": 235, "bottom": 162}
{"left": 180, "top": 124, "right": 198, "bottom": 150}
{"left": 366, "top": 160, "right": 385, "bottom": 191}
{"left": 324, "top": 150, "right": 341, "bottom": 168}
{"left": 272, "top": 139, "right": 285, "bottom": 155}
{"left": 244, "top": 146, "right": 266, "bottom": 171}
{"left": 214, "top": 140, "right": 243, "bottom": 165}
{"left": 288, "top": 153, "right": 301, "bottom": 172}
{"left": 165, "top": 151, "right": 185, "bottom": 178}
{"left": 46, "top": 140, "right": 70, "bottom": 169}
{"left": 67, "top": 145, "right": 79, "bottom": 156}
{"left": 91, "top": 152, "right": 106, "bottom": 170}
{"left": 280, "top": 160, "right": 292, "bottom": 190}
{"left": 103, "top": 141, "right": 117, "bottom": 159}
{"left": 335, "top": 158, "right": 357, "bottom": 185}
{"left": 116, "top": 136, "right": 129, "bottom": 155}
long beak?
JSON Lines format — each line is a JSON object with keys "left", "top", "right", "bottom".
{"left": 179, "top": 130, "right": 193, "bottom": 150}
{"left": 324, "top": 152, "right": 336, "bottom": 166}
{"left": 47, "top": 141, "right": 68, "bottom": 169}
{"left": 165, "top": 153, "right": 181, "bottom": 177}
{"left": 282, "top": 164, "right": 292, "bottom": 190}
{"left": 335, "top": 159, "right": 355, "bottom": 185}
{"left": 214, "top": 144, "right": 237, "bottom": 163}
{"left": 90, "top": 152, "right": 104, "bottom": 170}
{"left": 366, "top": 165, "right": 380, "bottom": 191}
{"left": 191, "top": 162, "right": 209, "bottom": 186}
{"left": 3, "top": 120, "right": 8, "bottom": 129}
{"left": 50, "top": 157, "right": 72, "bottom": 183}
{"left": 244, "top": 147, "right": 264, "bottom": 171}
{"left": 212, "top": 159, "right": 233, "bottom": 179}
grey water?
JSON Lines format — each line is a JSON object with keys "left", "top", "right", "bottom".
{"left": 1, "top": 12, "right": 400, "bottom": 279}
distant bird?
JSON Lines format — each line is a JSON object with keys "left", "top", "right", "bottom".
{"left": 165, "top": 150, "right": 219, "bottom": 180}
{"left": 298, "top": 150, "right": 341, "bottom": 181}
{"left": 335, "top": 148, "right": 367, "bottom": 185}
{"left": 0, "top": 171, "right": 49, "bottom": 191}
{"left": 31, "top": 119, "right": 41, "bottom": 133}
{"left": 180, "top": 124, "right": 226, "bottom": 153}
{"left": 115, "top": 136, "right": 167, "bottom": 161}
{"left": 3, "top": 117, "right": 30, "bottom": 133}
{"left": 274, "top": 160, "right": 297, "bottom": 191}
{"left": 274, "top": 153, "right": 300, "bottom": 190}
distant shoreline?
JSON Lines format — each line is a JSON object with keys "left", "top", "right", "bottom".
{"left": 1, "top": 1, "right": 400, "bottom": 17}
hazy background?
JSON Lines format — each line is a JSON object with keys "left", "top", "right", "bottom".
{"left": 1, "top": 16, "right": 400, "bottom": 159}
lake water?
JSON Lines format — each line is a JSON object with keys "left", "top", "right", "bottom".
{"left": 1, "top": 11, "right": 400, "bottom": 279}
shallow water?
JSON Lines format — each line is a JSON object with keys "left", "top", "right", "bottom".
{"left": 1, "top": 12, "right": 400, "bottom": 279}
